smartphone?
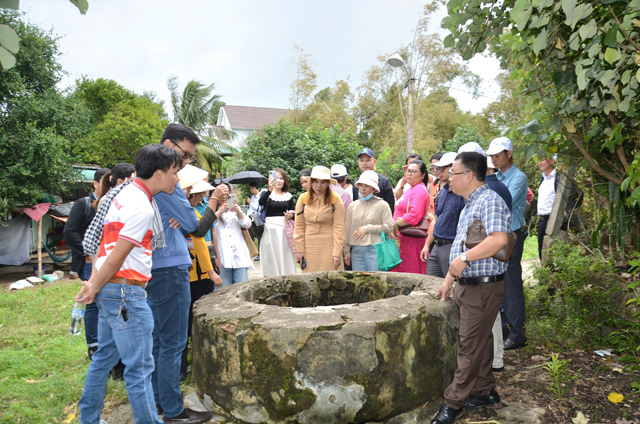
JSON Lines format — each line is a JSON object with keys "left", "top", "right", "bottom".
{"left": 269, "top": 170, "right": 277, "bottom": 181}
{"left": 403, "top": 165, "right": 409, "bottom": 172}
{"left": 301, "top": 257, "right": 307, "bottom": 270}
{"left": 227, "top": 193, "right": 235, "bottom": 207}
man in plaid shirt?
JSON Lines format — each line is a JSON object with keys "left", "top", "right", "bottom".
{"left": 431, "top": 152, "right": 512, "bottom": 424}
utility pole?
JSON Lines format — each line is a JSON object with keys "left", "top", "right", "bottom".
{"left": 406, "top": 78, "right": 415, "bottom": 156}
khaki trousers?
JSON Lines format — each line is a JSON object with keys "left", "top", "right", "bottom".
{"left": 444, "top": 279, "right": 505, "bottom": 409}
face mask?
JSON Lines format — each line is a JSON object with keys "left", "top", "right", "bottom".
{"left": 360, "top": 192, "right": 374, "bottom": 201}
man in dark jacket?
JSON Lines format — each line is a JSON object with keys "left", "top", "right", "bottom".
{"left": 64, "top": 167, "right": 110, "bottom": 357}
{"left": 352, "top": 148, "right": 395, "bottom": 214}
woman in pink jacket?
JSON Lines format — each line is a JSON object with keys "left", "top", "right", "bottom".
{"left": 393, "top": 160, "right": 431, "bottom": 274}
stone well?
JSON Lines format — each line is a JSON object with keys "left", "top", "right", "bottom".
{"left": 191, "top": 271, "right": 460, "bottom": 424}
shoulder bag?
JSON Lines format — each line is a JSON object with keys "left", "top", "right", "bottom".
{"left": 374, "top": 232, "right": 402, "bottom": 271}
{"left": 464, "top": 219, "right": 517, "bottom": 262}
{"left": 398, "top": 194, "right": 430, "bottom": 238}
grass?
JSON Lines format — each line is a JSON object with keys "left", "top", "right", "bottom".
{"left": 0, "top": 280, "right": 128, "bottom": 423}
{"left": 522, "top": 235, "right": 539, "bottom": 261}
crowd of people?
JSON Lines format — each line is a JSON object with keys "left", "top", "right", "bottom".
{"left": 64, "top": 118, "right": 578, "bottom": 424}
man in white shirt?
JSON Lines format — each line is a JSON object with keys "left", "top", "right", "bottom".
{"left": 537, "top": 155, "right": 557, "bottom": 259}
{"left": 247, "top": 182, "right": 265, "bottom": 254}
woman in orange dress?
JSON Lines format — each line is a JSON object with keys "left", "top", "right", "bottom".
{"left": 294, "top": 166, "right": 345, "bottom": 273}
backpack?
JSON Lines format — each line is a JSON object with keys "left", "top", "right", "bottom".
{"left": 296, "top": 192, "right": 337, "bottom": 216}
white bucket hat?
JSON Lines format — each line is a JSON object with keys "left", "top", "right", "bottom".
{"left": 433, "top": 152, "right": 458, "bottom": 168}
{"left": 458, "top": 142, "right": 486, "bottom": 156}
{"left": 310, "top": 166, "right": 337, "bottom": 185}
{"left": 178, "top": 164, "right": 208, "bottom": 189}
{"left": 485, "top": 137, "right": 514, "bottom": 155}
{"left": 191, "top": 179, "right": 214, "bottom": 194}
{"left": 355, "top": 170, "right": 380, "bottom": 193}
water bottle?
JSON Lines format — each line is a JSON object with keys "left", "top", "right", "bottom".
{"left": 69, "top": 302, "right": 85, "bottom": 336}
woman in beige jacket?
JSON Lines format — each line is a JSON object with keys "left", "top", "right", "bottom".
{"left": 343, "top": 170, "right": 394, "bottom": 272}
{"left": 294, "top": 166, "right": 345, "bottom": 272}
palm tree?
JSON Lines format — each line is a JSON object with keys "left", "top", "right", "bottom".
{"left": 167, "top": 76, "right": 236, "bottom": 172}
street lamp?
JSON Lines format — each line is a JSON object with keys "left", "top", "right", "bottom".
{"left": 387, "top": 53, "right": 416, "bottom": 157}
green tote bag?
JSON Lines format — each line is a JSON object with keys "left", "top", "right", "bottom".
{"left": 374, "top": 232, "right": 402, "bottom": 271}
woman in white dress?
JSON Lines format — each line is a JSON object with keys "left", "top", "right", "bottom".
{"left": 259, "top": 168, "right": 297, "bottom": 276}
{"left": 214, "top": 183, "right": 254, "bottom": 287}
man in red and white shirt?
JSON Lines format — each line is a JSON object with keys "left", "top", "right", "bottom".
{"left": 76, "top": 144, "right": 182, "bottom": 424}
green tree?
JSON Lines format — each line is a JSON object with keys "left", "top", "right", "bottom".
{"left": 289, "top": 44, "right": 317, "bottom": 121}
{"left": 73, "top": 78, "right": 169, "bottom": 167}
{"left": 0, "top": 124, "right": 76, "bottom": 218}
{"left": 231, "top": 120, "right": 363, "bottom": 200}
{"left": 167, "top": 76, "right": 235, "bottom": 173}
{"left": 444, "top": 124, "right": 486, "bottom": 152}
{"left": 354, "top": 2, "right": 480, "bottom": 163}
{"left": 295, "top": 80, "right": 357, "bottom": 131}
{"left": 442, "top": 0, "right": 640, "bottom": 253}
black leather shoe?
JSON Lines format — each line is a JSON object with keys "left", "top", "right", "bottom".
{"left": 163, "top": 408, "right": 213, "bottom": 424}
{"left": 492, "top": 366, "right": 504, "bottom": 372}
{"left": 463, "top": 389, "right": 503, "bottom": 410}
{"left": 504, "top": 337, "right": 527, "bottom": 350}
{"left": 431, "top": 402, "right": 462, "bottom": 424}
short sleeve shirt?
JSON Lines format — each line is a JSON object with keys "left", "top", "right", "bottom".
{"left": 449, "top": 185, "right": 511, "bottom": 277}
{"left": 96, "top": 179, "right": 154, "bottom": 281}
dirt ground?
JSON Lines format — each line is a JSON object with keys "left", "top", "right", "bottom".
{"left": 464, "top": 347, "right": 640, "bottom": 424}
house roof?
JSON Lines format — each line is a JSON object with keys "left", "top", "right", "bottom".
{"left": 222, "top": 105, "right": 291, "bottom": 130}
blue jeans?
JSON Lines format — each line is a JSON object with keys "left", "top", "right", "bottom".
{"left": 146, "top": 266, "right": 190, "bottom": 418}
{"left": 79, "top": 283, "right": 161, "bottom": 424}
{"left": 351, "top": 245, "right": 380, "bottom": 272}
{"left": 218, "top": 267, "right": 248, "bottom": 288}
{"left": 80, "top": 263, "right": 99, "bottom": 348}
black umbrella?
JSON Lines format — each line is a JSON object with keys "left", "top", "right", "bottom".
{"left": 228, "top": 171, "right": 267, "bottom": 185}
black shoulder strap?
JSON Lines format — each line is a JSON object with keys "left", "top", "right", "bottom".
{"left": 188, "top": 250, "right": 202, "bottom": 281}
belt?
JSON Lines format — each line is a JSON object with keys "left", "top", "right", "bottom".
{"left": 433, "top": 238, "right": 454, "bottom": 246}
{"left": 456, "top": 274, "right": 505, "bottom": 285}
{"left": 539, "top": 215, "right": 550, "bottom": 220}
{"left": 109, "top": 277, "right": 148, "bottom": 288}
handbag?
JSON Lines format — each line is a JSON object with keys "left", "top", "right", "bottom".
{"left": 398, "top": 196, "right": 430, "bottom": 238}
{"left": 374, "top": 232, "right": 402, "bottom": 271}
{"left": 242, "top": 228, "right": 259, "bottom": 258}
{"left": 464, "top": 219, "right": 517, "bottom": 262}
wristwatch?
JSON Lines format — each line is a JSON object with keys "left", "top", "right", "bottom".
{"left": 460, "top": 252, "right": 470, "bottom": 265}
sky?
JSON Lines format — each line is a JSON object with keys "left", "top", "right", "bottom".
{"left": 20, "top": 0, "right": 503, "bottom": 117}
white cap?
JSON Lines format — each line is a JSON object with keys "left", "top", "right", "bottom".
{"left": 433, "top": 152, "right": 458, "bottom": 167}
{"left": 178, "top": 164, "right": 209, "bottom": 189}
{"left": 191, "top": 179, "right": 214, "bottom": 194}
{"left": 330, "top": 164, "right": 348, "bottom": 178}
{"left": 485, "top": 137, "right": 514, "bottom": 155}
{"left": 458, "top": 142, "right": 486, "bottom": 156}
{"left": 355, "top": 170, "right": 380, "bottom": 193}
{"left": 487, "top": 157, "right": 496, "bottom": 169}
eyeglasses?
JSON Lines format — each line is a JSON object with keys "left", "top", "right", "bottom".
{"left": 431, "top": 166, "right": 451, "bottom": 173}
{"left": 405, "top": 169, "right": 421, "bottom": 174}
{"left": 170, "top": 140, "right": 196, "bottom": 163}
{"left": 450, "top": 170, "right": 470, "bottom": 177}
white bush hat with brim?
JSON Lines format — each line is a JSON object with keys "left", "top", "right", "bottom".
{"left": 178, "top": 164, "right": 209, "bottom": 189}
{"left": 310, "top": 166, "right": 337, "bottom": 185}
{"left": 355, "top": 170, "right": 380, "bottom": 193}
{"left": 485, "top": 137, "right": 514, "bottom": 155}
{"left": 458, "top": 142, "right": 486, "bottom": 156}
{"left": 191, "top": 179, "right": 214, "bottom": 194}
{"left": 487, "top": 157, "right": 496, "bottom": 169}
{"left": 433, "top": 152, "right": 458, "bottom": 168}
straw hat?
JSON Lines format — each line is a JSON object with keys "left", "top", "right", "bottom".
{"left": 355, "top": 170, "right": 380, "bottom": 193}
{"left": 191, "top": 179, "right": 214, "bottom": 194}
{"left": 309, "top": 166, "right": 337, "bottom": 185}
{"left": 178, "top": 164, "right": 208, "bottom": 189}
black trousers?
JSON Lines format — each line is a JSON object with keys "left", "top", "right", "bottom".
{"left": 501, "top": 228, "right": 526, "bottom": 343}
{"left": 537, "top": 216, "right": 549, "bottom": 259}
